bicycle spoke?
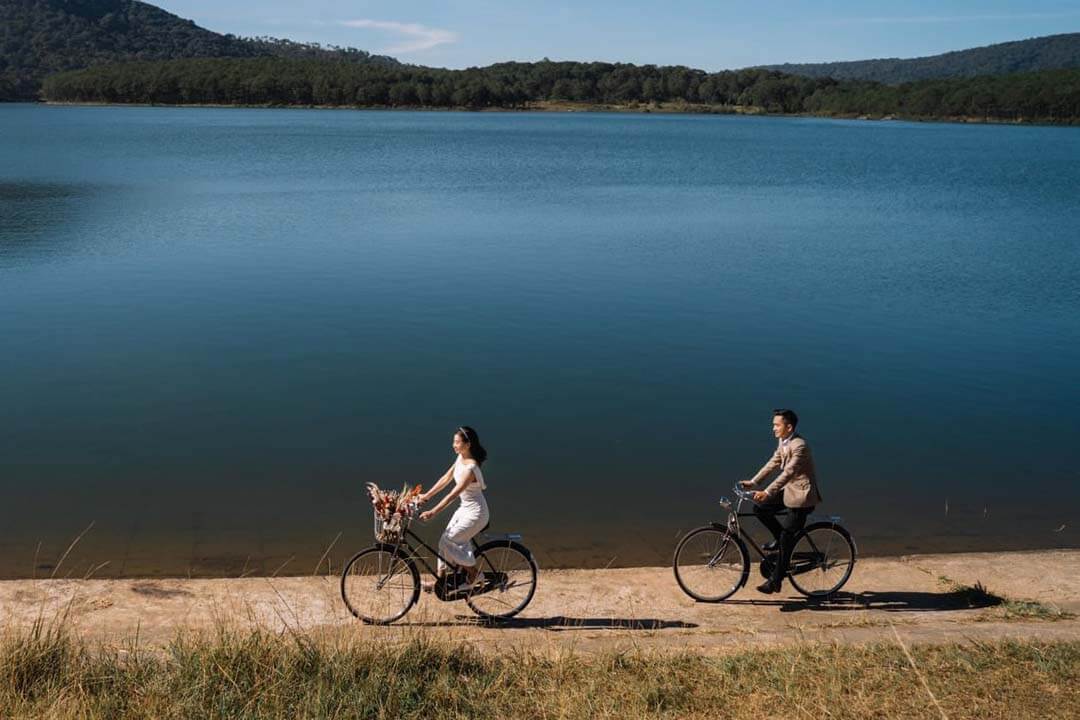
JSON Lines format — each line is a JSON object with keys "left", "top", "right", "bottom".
{"left": 342, "top": 548, "right": 418, "bottom": 624}
{"left": 787, "top": 525, "right": 855, "bottom": 597}
{"left": 475, "top": 593, "right": 514, "bottom": 609}
{"left": 466, "top": 543, "right": 537, "bottom": 619}
{"left": 674, "top": 528, "right": 747, "bottom": 602}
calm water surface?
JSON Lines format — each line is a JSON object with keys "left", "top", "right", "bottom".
{"left": 1, "top": 104, "right": 1078, "bottom": 577}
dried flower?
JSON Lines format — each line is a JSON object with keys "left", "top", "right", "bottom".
{"left": 366, "top": 482, "right": 424, "bottom": 542}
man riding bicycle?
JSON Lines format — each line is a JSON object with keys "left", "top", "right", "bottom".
{"left": 740, "top": 409, "right": 822, "bottom": 594}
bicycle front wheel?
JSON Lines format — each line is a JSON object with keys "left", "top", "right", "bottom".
{"left": 787, "top": 522, "right": 856, "bottom": 598}
{"left": 341, "top": 546, "right": 420, "bottom": 624}
{"left": 673, "top": 527, "right": 749, "bottom": 602}
{"left": 466, "top": 541, "right": 538, "bottom": 620}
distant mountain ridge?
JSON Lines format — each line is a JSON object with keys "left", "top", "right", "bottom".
{"left": 0, "top": 0, "right": 398, "bottom": 100}
{"left": 758, "top": 33, "right": 1080, "bottom": 84}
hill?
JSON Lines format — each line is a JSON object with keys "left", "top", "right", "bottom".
{"left": 759, "top": 33, "right": 1080, "bottom": 84}
{"left": 0, "top": 0, "right": 396, "bottom": 100}
{"left": 40, "top": 57, "right": 1080, "bottom": 124}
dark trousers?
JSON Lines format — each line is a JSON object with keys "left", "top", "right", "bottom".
{"left": 753, "top": 496, "right": 814, "bottom": 584}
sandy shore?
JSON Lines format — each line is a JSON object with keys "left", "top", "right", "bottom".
{"left": 3, "top": 550, "right": 1077, "bottom": 654}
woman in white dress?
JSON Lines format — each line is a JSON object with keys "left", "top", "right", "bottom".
{"left": 418, "top": 426, "right": 490, "bottom": 589}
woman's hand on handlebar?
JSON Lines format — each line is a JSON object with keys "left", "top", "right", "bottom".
{"left": 739, "top": 480, "right": 755, "bottom": 490}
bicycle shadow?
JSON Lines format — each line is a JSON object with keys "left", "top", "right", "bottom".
{"left": 724, "top": 585, "right": 1005, "bottom": 614}
{"left": 402, "top": 616, "right": 699, "bottom": 631}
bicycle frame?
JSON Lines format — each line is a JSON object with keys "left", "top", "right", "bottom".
{"left": 380, "top": 527, "right": 458, "bottom": 579}
{"left": 712, "top": 491, "right": 844, "bottom": 576}
{"left": 712, "top": 493, "right": 770, "bottom": 559}
{"left": 380, "top": 525, "right": 520, "bottom": 581}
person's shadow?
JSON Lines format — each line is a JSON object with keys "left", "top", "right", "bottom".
{"left": 406, "top": 616, "right": 699, "bottom": 631}
{"left": 725, "top": 583, "right": 1005, "bottom": 613}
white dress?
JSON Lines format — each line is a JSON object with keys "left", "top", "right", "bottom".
{"left": 437, "top": 456, "right": 490, "bottom": 573}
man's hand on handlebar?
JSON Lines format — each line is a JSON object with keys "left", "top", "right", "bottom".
{"left": 737, "top": 480, "right": 770, "bottom": 503}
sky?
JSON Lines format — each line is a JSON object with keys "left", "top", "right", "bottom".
{"left": 155, "top": 1, "right": 1080, "bottom": 70}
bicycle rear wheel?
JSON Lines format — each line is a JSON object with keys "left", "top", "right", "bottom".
{"left": 466, "top": 541, "right": 538, "bottom": 620}
{"left": 787, "top": 523, "right": 856, "bottom": 598}
{"left": 341, "top": 546, "right": 420, "bottom": 624}
{"left": 673, "top": 527, "right": 749, "bottom": 602}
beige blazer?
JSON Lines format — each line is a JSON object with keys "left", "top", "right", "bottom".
{"left": 748, "top": 434, "right": 822, "bottom": 508}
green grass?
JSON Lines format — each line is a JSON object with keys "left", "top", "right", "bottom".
{"left": 1, "top": 619, "right": 1078, "bottom": 719}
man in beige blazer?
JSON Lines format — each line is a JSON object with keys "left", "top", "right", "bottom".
{"left": 741, "top": 409, "right": 822, "bottom": 594}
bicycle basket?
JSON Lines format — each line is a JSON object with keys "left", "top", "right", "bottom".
{"left": 373, "top": 510, "right": 407, "bottom": 543}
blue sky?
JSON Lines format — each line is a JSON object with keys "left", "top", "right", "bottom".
{"left": 157, "top": 1, "right": 1080, "bottom": 70}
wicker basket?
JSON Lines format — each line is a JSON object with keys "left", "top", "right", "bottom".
{"left": 373, "top": 510, "right": 405, "bottom": 543}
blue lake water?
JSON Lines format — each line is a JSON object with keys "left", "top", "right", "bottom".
{"left": 1, "top": 104, "right": 1078, "bottom": 577}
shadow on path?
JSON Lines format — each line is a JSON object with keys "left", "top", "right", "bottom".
{"left": 404, "top": 616, "right": 699, "bottom": 631}
{"left": 724, "top": 585, "right": 1004, "bottom": 613}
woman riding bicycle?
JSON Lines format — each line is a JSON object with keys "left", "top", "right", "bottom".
{"left": 418, "top": 426, "right": 490, "bottom": 591}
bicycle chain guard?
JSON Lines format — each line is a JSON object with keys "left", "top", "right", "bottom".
{"left": 433, "top": 571, "right": 467, "bottom": 601}
{"left": 433, "top": 571, "right": 504, "bottom": 601}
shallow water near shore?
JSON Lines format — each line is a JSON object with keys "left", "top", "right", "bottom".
{"left": 1, "top": 104, "right": 1078, "bottom": 577}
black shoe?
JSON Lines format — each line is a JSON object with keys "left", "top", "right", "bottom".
{"left": 763, "top": 540, "right": 779, "bottom": 553}
{"left": 756, "top": 579, "right": 780, "bottom": 594}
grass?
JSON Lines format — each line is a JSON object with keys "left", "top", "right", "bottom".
{"left": 931, "top": 574, "right": 1075, "bottom": 622}
{"left": 1, "top": 620, "right": 1077, "bottom": 719}
{"left": 999, "top": 598, "right": 1074, "bottom": 621}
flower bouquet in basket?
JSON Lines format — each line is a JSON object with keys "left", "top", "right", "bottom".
{"left": 366, "top": 482, "right": 423, "bottom": 543}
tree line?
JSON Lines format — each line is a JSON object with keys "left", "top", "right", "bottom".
{"left": 40, "top": 57, "right": 1080, "bottom": 123}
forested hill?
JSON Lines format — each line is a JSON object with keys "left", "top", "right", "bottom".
{"left": 759, "top": 33, "right": 1080, "bottom": 84}
{"left": 0, "top": 0, "right": 397, "bottom": 100}
{"left": 41, "top": 58, "right": 1080, "bottom": 124}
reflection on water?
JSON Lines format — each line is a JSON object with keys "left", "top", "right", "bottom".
{"left": 0, "top": 180, "right": 110, "bottom": 266}
{"left": 0, "top": 181, "right": 88, "bottom": 201}
{"left": 0, "top": 104, "right": 1078, "bottom": 578}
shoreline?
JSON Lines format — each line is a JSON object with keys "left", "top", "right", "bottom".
{"left": 3, "top": 535, "right": 1075, "bottom": 582}
{"left": 25, "top": 99, "right": 1079, "bottom": 127}
{"left": 4, "top": 549, "right": 1077, "bottom": 652}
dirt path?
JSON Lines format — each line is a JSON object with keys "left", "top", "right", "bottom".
{"left": 3, "top": 550, "right": 1077, "bottom": 654}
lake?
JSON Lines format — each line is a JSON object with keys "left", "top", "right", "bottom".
{"left": 1, "top": 104, "right": 1078, "bottom": 577}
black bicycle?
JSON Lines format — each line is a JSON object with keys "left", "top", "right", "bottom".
{"left": 673, "top": 485, "right": 856, "bottom": 601}
{"left": 341, "top": 505, "right": 538, "bottom": 624}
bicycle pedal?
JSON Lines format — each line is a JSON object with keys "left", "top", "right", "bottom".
{"left": 433, "top": 573, "right": 465, "bottom": 600}
{"left": 442, "top": 586, "right": 472, "bottom": 601}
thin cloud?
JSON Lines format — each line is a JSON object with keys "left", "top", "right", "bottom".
{"left": 338, "top": 19, "right": 458, "bottom": 53}
{"left": 824, "top": 11, "right": 1080, "bottom": 25}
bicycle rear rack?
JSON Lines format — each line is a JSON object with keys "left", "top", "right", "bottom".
{"left": 478, "top": 532, "right": 523, "bottom": 542}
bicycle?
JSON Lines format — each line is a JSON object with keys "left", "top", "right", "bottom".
{"left": 341, "top": 503, "right": 538, "bottom": 624}
{"left": 673, "top": 485, "right": 856, "bottom": 601}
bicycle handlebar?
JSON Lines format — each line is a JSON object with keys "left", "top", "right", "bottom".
{"left": 718, "top": 484, "right": 757, "bottom": 510}
{"left": 732, "top": 484, "right": 756, "bottom": 501}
